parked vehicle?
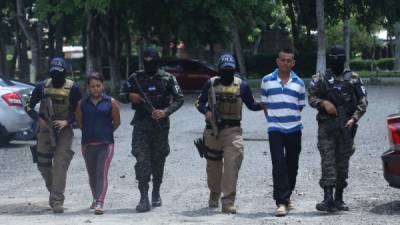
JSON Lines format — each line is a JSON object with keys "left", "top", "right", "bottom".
{"left": 161, "top": 59, "right": 218, "bottom": 92}
{"left": 0, "top": 77, "right": 34, "bottom": 106}
{"left": 382, "top": 113, "right": 400, "bottom": 188}
{"left": 0, "top": 77, "right": 36, "bottom": 145}
{"left": 0, "top": 88, "right": 33, "bottom": 146}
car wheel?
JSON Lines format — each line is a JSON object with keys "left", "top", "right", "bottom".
{"left": 0, "top": 133, "right": 13, "bottom": 146}
{"left": 0, "top": 124, "right": 13, "bottom": 147}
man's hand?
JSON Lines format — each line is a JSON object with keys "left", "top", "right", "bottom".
{"left": 345, "top": 118, "right": 355, "bottom": 129}
{"left": 321, "top": 100, "right": 337, "bottom": 115}
{"left": 129, "top": 93, "right": 145, "bottom": 104}
{"left": 152, "top": 109, "right": 166, "bottom": 120}
{"left": 53, "top": 120, "right": 68, "bottom": 130}
{"left": 205, "top": 111, "right": 213, "bottom": 122}
{"left": 263, "top": 107, "right": 268, "bottom": 116}
{"left": 38, "top": 117, "right": 48, "bottom": 129}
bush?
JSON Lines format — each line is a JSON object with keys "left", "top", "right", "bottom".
{"left": 376, "top": 58, "right": 394, "bottom": 70}
{"left": 350, "top": 58, "right": 394, "bottom": 71}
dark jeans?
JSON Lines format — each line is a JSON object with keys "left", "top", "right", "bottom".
{"left": 268, "top": 131, "right": 302, "bottom": 205}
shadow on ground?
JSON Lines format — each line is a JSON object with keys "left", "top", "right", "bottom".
{"left": 370, "top": 201, "right": 400, "bottom": 215}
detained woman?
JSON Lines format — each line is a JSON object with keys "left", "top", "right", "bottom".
{"left": 75, "top": 72, "right": 120, "bottom": 215}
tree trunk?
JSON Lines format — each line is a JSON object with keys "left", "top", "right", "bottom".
{"left": 55, "top": 15, "right": 64, "bottom": 57}
{"left": 286, "top": 0, "right": 300, "bottom": 51}
{"left": 19, "top": 32, "right": 30, "bottom": 81}
{"left": 138, "top": 35, "right": 148, "bottom": 70}
{"left": 343, "top": 0, "right": 350, "bottom": 69}
{"left": 231, "top": 19, "right": 247, "bottom": 77}
{"left": 8, "top": 37, "right": 19, "bottom": 78}
{"left": 394, "top": 22, "right": 400, "bottom": 70}
{"left": 85, "top": 11, "right": 102, "bottom": 78}
{"left": 316, "top": 0, "right": 326, "bottom": 74}
{"left": 36, "top": 21, "right": 45, "bottom": 79}
{"left": 47, "top": 16, "right": 55, "bottom": 58}
{"left": 124, "top": 18, "right": 132, "bottom": 79}
{"left": 0, "top": 37, "right": 6, "bottom": 77}
{"left": 252, "top": 23, "right": 265, "bottom": 55}
{"left": 16, "top": 0, "right": 39, "bottom": 83}
{"left": 107, "top": 9, "right": 121, "bottom": 94}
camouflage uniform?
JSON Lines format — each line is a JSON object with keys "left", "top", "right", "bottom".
{"left": 308, "top": 70, "right": 367, "bottom": 189}
{"left": 120, "top": 69, "right": 184, "bottom": 206}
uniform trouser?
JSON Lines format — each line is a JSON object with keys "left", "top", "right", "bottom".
{"left": 131, "top": 125, "right": 170, "bottom": 185}
{"left": 36, "top": 126, "right": 74, "bottom": 204}
{"left": 317, "top": 123, "right": 355, "bottom": 189}
{"left": 82, "top": 143, "right": 114, "bottom": 206}
{"left": 204, "top": 126, "right": 243, "bottom": 205}
{"left": 268, "top": 131, "right": 302, "bottom": 205}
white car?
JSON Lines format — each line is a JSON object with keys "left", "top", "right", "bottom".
{"left": 0, "top": 78, "right": 33, "bottom": 146}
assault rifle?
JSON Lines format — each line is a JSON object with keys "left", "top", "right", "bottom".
{"left": 130, "top": 74, "right": 162, "bottom": 129}
{"left": 209, "top": 81, "right": 220, "bottom": 136}
{"left": 43, "top": 97, "right": 58, "bottom": 147}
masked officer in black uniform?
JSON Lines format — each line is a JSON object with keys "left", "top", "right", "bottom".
{"left": 119, "top": 47, "right": 184, "bottom": 212}
{"left": 308, "top": 45, "right": 367, "bottom": 212}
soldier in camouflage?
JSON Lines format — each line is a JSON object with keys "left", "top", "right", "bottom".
{"left": 308, "top": 45, "right": 367, "bottom": 212}
{"left": 119, "top": 47, "right": 184, "bottom": 213}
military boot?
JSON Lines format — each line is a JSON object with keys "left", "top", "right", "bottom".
{"left": 136, "top": 182, "right": 150, "bottom": 213}
{"left": 334, "top": 188, "right": 349, "bottom": 211}
{"left": 52, "top": 201, "right": 64, "bottom": 213}
{"left": 208, "top": 192, "right": 220, "bottom": 208}
{"left": 151, "top": 182, "right": 162, "bottom": 207}
{"left": 316, "top": 187, "right": 336, "bottom": 212}
{"left": 222, "top": 203, "right": 237, "bottom": 214}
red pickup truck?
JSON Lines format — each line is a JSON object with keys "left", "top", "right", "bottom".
{"left": 382, "top": 113, "right": 400, "bottom": 188}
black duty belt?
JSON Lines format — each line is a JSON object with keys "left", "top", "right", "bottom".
{"left": 206, "top": 121, "right": 240, "bottom": 130}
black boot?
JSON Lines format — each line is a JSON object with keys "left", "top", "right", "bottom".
{"left": 136, "top": 182, "right": 150, "bottom": 213}
{"left": 334, "top": 188, "right": 349, "bottom": 211}
{"left": 316, "top": 187, "right": 336, "bottom": 212}
{"left": 152, "top": 182, "right": 162, "bottom": 207}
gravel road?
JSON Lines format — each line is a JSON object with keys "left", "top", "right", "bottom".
{"left": 1, "top": 85, "right": 400, "bottom": 225}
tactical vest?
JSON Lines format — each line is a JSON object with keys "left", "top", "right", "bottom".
{"left": 39, "top": 78, "right": 74, "bottom": 120}
{"left": 208, "top": 76, "right": 242, "bottom": 121}
{"left": 134, "top": 70, "right": 171, "bottom": 110}
{"left": 320, "top": 70, "right": 357, "bottom": 115}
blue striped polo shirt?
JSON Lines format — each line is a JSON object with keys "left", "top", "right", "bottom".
{"left": 261, "top": 69, "right": 306, "bottom": 133}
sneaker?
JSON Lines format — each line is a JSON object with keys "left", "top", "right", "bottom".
{"left": 94, "top": 205, "right": 104, "bottom": 215}
{"left": 287, "top": 200, "right": 294, "bottom": 210}
{"left": 275, "top": 204, "right": 288, "bottom": 217}
{"left": 208, "top": 192, "right": 220, "bottom": 208}
{"left": 222, "top": 204, "right": 237, "bottom": 214}
{"left": 89, "top": 199, "right": 96, "bottom": 209}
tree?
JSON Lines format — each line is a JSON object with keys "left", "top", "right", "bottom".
{"left": 343, "top": 0, "right": 350, "bottom": 68}
{"left": 316, "top": 0, "right": 326, "bottom": 73}
{"left": 16, "top": 0, "right": 44, "bottom": 82}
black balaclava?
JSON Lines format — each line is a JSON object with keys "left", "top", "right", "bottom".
{"left": 328, "top": 45, "right": 346, "bottom": 76}
{"left": 218, "top": 54, "right": 236, "bottom": 86}
{"left": 51, "top": 71, "right": 66, "bottom": 88}
{"left": 143, "top": 47, "right": 160, "bottom": 76}
{"left": 49, "top": 57, "right": 67, "bottom": 88}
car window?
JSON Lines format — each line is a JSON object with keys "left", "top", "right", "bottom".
{"left": 163, "top": 62, "right": 183, "bottom": 71}
{"left": 0, "top": 78, "right": 15, "bottom": 87}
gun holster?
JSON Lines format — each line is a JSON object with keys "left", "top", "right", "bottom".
{"left": 30, "top": 145, "right": 38, "bottom": 163}
{"left": 194, "top": 138, "right": 206, "bottom": 158}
